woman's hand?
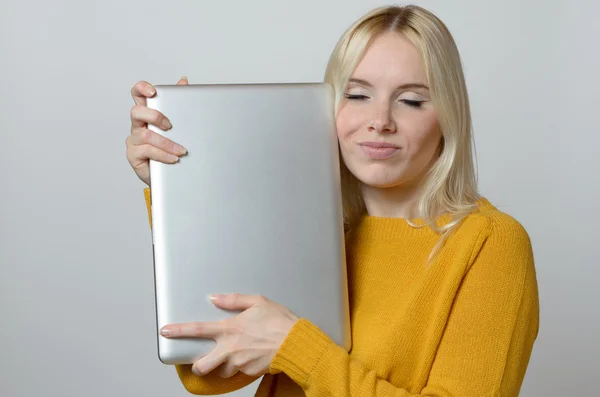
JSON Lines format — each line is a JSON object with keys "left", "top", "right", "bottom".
{"left": 160, "top": 293, "right": 300, "bottom": 378}
{"left": 126, "top": 77, "right": 189, "bottom": 186}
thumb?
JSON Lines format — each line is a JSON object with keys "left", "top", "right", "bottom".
{"left": 210, "top": 293, "right": 260, "bottom": 311}
{"left": 176, "top": 76, "right": 189, "bottom": 85}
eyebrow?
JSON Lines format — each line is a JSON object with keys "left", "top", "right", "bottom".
{"left": 348, "top": 78, "right": 429, "bottom": 91}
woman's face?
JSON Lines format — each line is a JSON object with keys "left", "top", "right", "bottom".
{"left": 336, "top": 31, "right": 442, "bottom": 190}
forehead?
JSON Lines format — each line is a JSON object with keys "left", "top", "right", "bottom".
{"left": 351, "top": 31, "right": 427, "bottom": 84}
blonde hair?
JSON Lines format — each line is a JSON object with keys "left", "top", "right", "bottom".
{"left": 325, "top": 4, "right": 481, "bottom": 256}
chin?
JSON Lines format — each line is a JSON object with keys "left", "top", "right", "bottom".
{"left": 354, "top": 171, "right": 406, "bottom": 189}
{"left": 344, "top": 160, "right": 401, "bottom": 187}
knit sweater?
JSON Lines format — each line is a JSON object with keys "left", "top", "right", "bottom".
{"left": 143, "top": 188, "right": 539, "bottom": 396}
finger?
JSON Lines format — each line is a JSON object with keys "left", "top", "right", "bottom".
{"left": 192, "top": 347, "right": 229, "bottom": 376}
{"left": 128, "top": 129, "right": 187, "bottom": 156}
{"left": 160, "top": 321, "right": 224, "bottom": 339}
{"left": 176, "top": 76, "right": 189, "bottom": 85}
{"left": 131, "top": 80, "right": 156, "bottom": 106}
{"left": 127, "top": 144, "right": 180, "bottom": 165}
{"left": 216, "top": 361, "right": 239, "bottom": 379}
{"left": 130, "top": 104, "right": 172, "bottom": 131}
{"left": 209, "top": 293, "right": 265, "bottom": 311}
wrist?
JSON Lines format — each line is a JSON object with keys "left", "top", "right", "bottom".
{"left": 273, "top": 313, "right": 299, "bottom": 352}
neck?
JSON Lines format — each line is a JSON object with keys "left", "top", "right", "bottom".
{"left": 361, "top": 180, "right": 422, "bottom": 219}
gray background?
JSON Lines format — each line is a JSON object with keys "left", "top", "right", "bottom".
{"left": 1, "top": 0, "right": 597, "bottom": 396}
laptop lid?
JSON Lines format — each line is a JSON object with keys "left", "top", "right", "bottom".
{"left": 146, "top": 82, "right": 350, "bottom": 365}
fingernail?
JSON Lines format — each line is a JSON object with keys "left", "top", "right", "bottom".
{"left": 162, "top": 119, "right": 172, "bottom": 129}
{"left": 174, "top": 144, "right": 187, "bottom": 155}
{"left": 181, "top": 76, "right": 188, "bottom": 81}
{"left": 147, "top": 87, "right": 156, "bottom": 96}
{"left": 160, "top": 328, "right": 170, "bottom": 337}
{"left": 167, "top": 154, "right": 179, "bottom": 163}
{"left": 209, "top": 294, "right": 222, "bottom": 301}
{"left": 192, "top": 366, "right": 201, "bottom": 376}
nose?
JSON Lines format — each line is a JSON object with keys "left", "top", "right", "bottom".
{"left": 368, "top": 101, "right": 396, "bottom": 134}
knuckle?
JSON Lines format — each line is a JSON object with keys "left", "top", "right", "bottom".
{"left": 229, "top": 337, "right": 243, "bottom": 351}
{"left": 224, "top": 321, "right": 242, "bottom": 336}
{"left": 157, "top": 134, "right": 169, "bottom": 147}
{"left": 243, "top": 364, "right": 260, "bottom": 377}
{"left": 222, "top": 367, "right": 238, "bottom": 379}
{"left": 126, "top": 149, "right": 137, "bottom": 164}
{"left": 191, "top": 323, "right": 205, "bottom": 336}
{"left": 133, "top": 80, "right": 147, "bottom": 92}
{"left": 231, "top": 324, "right": 245, "bottom": 337}
{"left": 130, "top": 104, "right": 140, "bottom": 117}
{"left": 231, "top": 356, "right": 245, "bottom": 368}
{"left": 152, "top": 111, "right": 164, "bottom": 125}
{"left": 125, "top": 142, "right": 136, "bottom": 158}
{"left": 245, "top": 369, "right": 259, "bottom": 377}
{"left": 140, "top": 128, "right": 152, "bottom": 141}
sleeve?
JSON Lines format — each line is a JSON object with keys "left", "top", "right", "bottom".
{"left": 269, "top": 218, "right": 540, "bottom": 397}
{"left": 143, "top": 187, "right": 262, "bottom": 395}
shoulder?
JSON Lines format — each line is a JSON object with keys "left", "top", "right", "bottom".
{"left": 441, "top": 198, "right": 534, "bottom": 273}
{"left": 460, "top": 199, "right": 539, "bottom": 316}
{"left": 438, "top": 197, "right": 532, "bottom": 254}
{"left": 468, "top": 197, "right": 531, "bottom": 246}
{"left": 458, "top": 198, "right": 535, "bottom": 275}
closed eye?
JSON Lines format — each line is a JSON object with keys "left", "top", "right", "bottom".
{"left": 345, "top": 94, "right": 424, "bottom": 108}
{"left": 401, "top": 99, "right": 424, "bottom": 108}
{"left": 344, "top": 94, "right": 369, "bottom": 100}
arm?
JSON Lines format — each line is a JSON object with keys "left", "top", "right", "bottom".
{"left": 269, "top": 218, "right": 539, "bottom": 397}
{"left": 144, "top": 187, "right": 262, "bottom": 395}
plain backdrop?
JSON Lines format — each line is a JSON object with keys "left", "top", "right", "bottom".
{"left": 1, "top": 0, "right": 598, "bottom": 396}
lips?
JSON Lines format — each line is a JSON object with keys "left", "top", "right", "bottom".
{"left": 358, "top": 141, "right": 401, "bottom": 160}
{"left": 360, "top": 142, "right": 400, "bottom": 149}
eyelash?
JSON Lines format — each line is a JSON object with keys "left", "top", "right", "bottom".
{"left": 343, "top": 94, "right": 424, "bottom": 108}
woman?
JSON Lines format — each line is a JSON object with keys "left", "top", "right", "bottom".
{"left": 126, "top": 4, "right": 539, "bottom": 397}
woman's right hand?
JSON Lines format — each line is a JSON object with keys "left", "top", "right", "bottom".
{"left": 126, "top": 77, "right": 189, "bottom": 186}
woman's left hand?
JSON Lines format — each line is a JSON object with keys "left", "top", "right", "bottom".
{"left": 160, "top": 293, "right": 299, "bottom": 378}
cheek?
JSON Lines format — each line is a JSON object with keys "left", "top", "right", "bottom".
{"left": 335, "top": 105, "right": 362, "bottom": 142}
{"left": 404, "top": 112, "right": 441, "bottom": 155}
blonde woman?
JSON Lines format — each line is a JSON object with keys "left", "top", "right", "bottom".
{"left": 126, "top": 4, "right": 539, "bottom": 396}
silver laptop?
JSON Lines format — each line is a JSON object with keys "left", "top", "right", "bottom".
{"left": 146, "top": 83, "right": 351, "bottom": 365}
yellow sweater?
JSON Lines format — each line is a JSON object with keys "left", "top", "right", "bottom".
{"left": 144, "top": 189, "right": 539, "bottom": 396}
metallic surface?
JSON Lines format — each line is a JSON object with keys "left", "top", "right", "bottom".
{"left": 147, "top": 83, "right": 350, "bottom": 365}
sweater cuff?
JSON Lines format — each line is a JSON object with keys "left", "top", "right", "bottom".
{"left": 144, "top": 187, "right": 152, "bottom": 228}
{"left": 269, "top": 318, "right": 334, "bottom": 388}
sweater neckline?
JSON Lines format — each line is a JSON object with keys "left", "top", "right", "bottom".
{"left": 353, "top": 197, "right": 494, "bottom": 240}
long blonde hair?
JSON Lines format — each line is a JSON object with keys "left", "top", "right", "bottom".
{"left": 325, "top": 4, "right": 481, "bottom": 254}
